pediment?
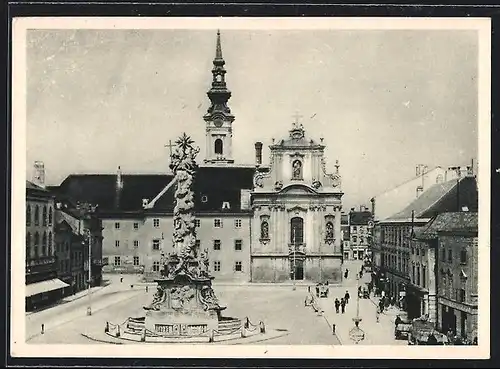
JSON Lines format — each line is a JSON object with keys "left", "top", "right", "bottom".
{"left": 287, "top": 205, "right": 309, "bottom": 213}
{"left": 279, "top": 184, "right": 318, "bottom": 195}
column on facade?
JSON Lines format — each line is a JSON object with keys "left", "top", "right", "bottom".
{"left": 269, "top": 206, "right": 279, "bottom": 251}
{"left": 306, "top": 209, "right": 314, "bottom": 252}
{"left": 334, "top": 205, "right": 341, "bottom": 254}
{"left": 277, "top": 206, "right": 283, "bottom": 253}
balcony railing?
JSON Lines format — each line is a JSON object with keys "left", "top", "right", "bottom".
{"left": 26, "top": 256, "right": 56, "bottom": 267}
{"left": 288, "top": 243, "right": 306, "bottom": 254}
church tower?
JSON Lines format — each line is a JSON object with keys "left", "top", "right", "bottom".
{"left": 203, "top": 30, "right": 235, "bottom": 164}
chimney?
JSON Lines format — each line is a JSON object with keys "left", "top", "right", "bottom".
{"left": 370, "top": 197, "right": 376, "bottom": 218}
{"left": 115, "top": 166, "right": 123, "bottom": 209}
{"left": 33, "top": 161, "right": 46, "bottom": 188}
{"left": 255, "top": 142, "right": 263, "bottom": 166}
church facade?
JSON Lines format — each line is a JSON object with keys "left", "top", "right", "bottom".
{"left": 250, "top": 124, "right": 344, "bottom": 283}
{"left": 48, "top": 30, "right": 345, "bottom": 284}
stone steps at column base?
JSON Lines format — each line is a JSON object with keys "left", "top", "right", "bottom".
{"left": 84, "top": 325, "right": 288, "bottom": 344}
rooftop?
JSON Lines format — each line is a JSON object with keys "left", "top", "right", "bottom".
{"left": 52, "top": 166, "right": 256, "bottom": 214}
{"left": 387, "top": 176, "right": 478, "bottom": 221}
{"left": 414, "top": 212, "right": 478, "bottom": 240}
{"left": 350, "top": 211, "right": 372, "bottom": 225}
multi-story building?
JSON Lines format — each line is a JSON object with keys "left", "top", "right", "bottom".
{"left": 25, "top": 179, "right": 69, "bottom": 310}
{"left": 436, "top": 212, "right": 478, "bottom": 342}
{"left": 369, "top": 164, "right": 474, "bottom": 222}
{"left": 341, "top": 213, "right": 350, "bottom": 261}
{"left": 54, "top": 166, "right": 254, "bottom": 283}
{"left": 53, "top": 198, "right": 103, "bottom": 295}
{"left": 347, "top": 207, "right": 372, "bottom": 261}
{"left": 372, "top": 174, "right": 478, "bottom": 309}
{"left": 409, "top": 211, "right": 478, "bottom": 332}
{"left": 250, "top": 123, "right": 343, "bottom": 283}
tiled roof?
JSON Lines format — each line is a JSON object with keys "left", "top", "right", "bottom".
{"left": 388, "top": 176, "right": 478, "bottom": 220}
{"left": 415, "top": 212, "right": 478, "bottom": 240}
{"left": 350, "top": 211, "right": 372, "bottom": 225}
{"left": 52, "top": 166, "right": 256, "bottom": 214}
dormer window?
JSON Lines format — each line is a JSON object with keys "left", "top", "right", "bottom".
{"left": 216, "top": 74, "right": 222, "bottom": 82}
{"left": 292, "top": 160, "right": 303, "bottom": 180}
{"left": 222, "top": 201, "right": 230, "bottom": 210}
{"left": 201, "top": 195, "right": 208, "bottom": 203}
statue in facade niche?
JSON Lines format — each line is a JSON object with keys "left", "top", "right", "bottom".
{"left": 292, "top": 160, "right": 302, "bottom": 179}
{"left": 326, "top": 222, "right": 334, "bottom": 240}
{"left": 260, "top": 220, "right": 269, "bottom": 239}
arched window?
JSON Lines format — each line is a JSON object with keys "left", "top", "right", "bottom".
{"left": 42, "top": 206, "right": 48, "bottom": 226}
{"left": 292, "top": 160, "right": 302, "bottom": 180}
{"left": 48, "top": 232, "right": 53, "bottom": 255}
{"left": 48, "top": 207, "right": 53, "bottom": 226}
{"left": 325, "top": 221, "right": 334, "bottom": 240}
{"left": 34, "top": 232, "right": 40, "bottom": 257}
{"left": 26, "top": 205, "right": 31, "bottom": 226}
{"left": 290, "top": 217, "right": 304, "bottom": 245}
{"left": 34, "top": 205, "right": 40, "bottom": 226}
{"left": 42, "top": 232, "right": 47, "bottom": 256}
{"left": 214, "top": 139, "right": 223, "bottom": 155}
{"left": 26, "top": 232, "right": 31, "bottom": 258}
{"left": 260, "top": 220, "right": 269, "bottom": 240}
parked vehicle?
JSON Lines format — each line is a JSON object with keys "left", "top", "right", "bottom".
{"left": 394, "top": 313, "right": 412, "bottom": 339}
{"left": 316, "top": 283, "right": 329, "bottom": 298}
{"left": 406, "top": 316, "right": 449, "bottom": 345}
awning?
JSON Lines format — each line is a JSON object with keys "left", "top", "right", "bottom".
{"left": 26, "top": 279, "right": 70, "bottom": 297}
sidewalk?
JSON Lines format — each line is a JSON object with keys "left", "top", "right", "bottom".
{"left": 26, "top": 288, "right": 142, "bottom": 342}
{"left": 317, "top": 295, "right": 406, "bottom": 345}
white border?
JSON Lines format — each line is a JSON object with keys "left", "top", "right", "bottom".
{"left": 11, "top": 17, "right": 491, "bottom": 359}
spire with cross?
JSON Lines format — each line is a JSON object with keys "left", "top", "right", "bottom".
{"left": 165, "top": 139, "right": 175, "bottom": 160}
{"left": 292, "top": 112, "right": 303, "bottom": 129}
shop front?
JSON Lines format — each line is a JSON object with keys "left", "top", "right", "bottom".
{"left": 25, "top": 278, "right": 70, "bottom": 311}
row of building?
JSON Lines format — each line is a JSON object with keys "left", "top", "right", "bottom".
{"left": 370, "top": 164, "right": 478, "bottom": 343}
{"left": 29, "top": 31, "right": 350, "bottom": 285}
{"left": 26, "top": 172, "right": 103, "bottom": 311}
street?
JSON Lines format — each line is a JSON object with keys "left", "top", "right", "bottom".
{"left": 26, "top": 267, "right": 405, "bottom": 346}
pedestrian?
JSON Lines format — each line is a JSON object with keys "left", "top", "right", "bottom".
{"left": 120, "top": 277, "right": 123, "bottom": 283}
{"left": 41, "top": 324, "right": 45, "bottom": 335}
{"left": 334, "top": 298, "right": 340, "bottom": 313}
{"left": 344, "top": 290, "right": 350, "bottom": 304}
{"left": 379, "top": 300, "right": 384, "bottom": 313}
{"left": 340, "top": 298, "right": 346, "bottom": 314}
{"left": 344, "top": 269, "right": 349, "bottom": 279}
{"left": 376, "top": 306, "right": 381, "bottom": 323}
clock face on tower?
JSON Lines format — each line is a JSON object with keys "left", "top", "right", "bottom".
{"left": 214, "top": 119, "right": 223, "bottom": 127}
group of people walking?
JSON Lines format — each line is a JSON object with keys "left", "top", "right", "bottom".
{"left": 333, "top": 290, "right": 350, "bottom": 314}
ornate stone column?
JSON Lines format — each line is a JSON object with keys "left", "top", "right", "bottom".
{"left": 334, "top": 205, "right": 342, "bottom": 254}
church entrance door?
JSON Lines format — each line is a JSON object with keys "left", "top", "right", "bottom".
{"left": 290, "top": 259, "right": 304, "bottom": 281}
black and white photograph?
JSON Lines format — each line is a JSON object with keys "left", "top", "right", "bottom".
{"left": 11, "top": 17, "right": 490, "bottom": 359}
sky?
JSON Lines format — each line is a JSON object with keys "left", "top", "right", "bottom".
{"left": 25, "top": 29, "right": 479, "bottom": 210}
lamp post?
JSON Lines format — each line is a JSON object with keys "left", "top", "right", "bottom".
{"left": 349, "top": 274, "right": 365, "bottom": 344}
{"left": 86, "top": 228, "right": 92, "bottom": 316}
{"left": 77, "top": 202, "right": 97, "bottom": 317}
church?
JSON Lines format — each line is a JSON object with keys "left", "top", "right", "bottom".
{"left": 49, "top": 31, "right": 345, "bottom": 283}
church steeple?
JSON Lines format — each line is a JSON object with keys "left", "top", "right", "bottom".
{"left": 204, "top": 30, "right": 235, "bottom": 164}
